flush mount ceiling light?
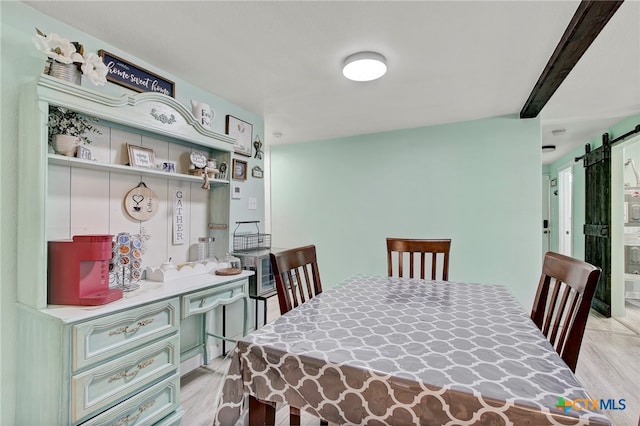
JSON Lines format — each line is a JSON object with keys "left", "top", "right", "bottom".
{"left": 342, "top": 51, "right": 387, "bottom": 82}
{"left": 542, "top": 145, "right": 556, "bottom": 153}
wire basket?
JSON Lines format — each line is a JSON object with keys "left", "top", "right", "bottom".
{"left": 233, "top": 221, "right": 271, "bottom": 251}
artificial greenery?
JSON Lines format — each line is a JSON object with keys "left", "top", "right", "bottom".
{"left": 48, "top": 106, "right": 101, "bottom": 144}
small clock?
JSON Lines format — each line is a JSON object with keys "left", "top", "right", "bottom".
{"left": 190, "top": 151, "right": 207, "bottom": 168}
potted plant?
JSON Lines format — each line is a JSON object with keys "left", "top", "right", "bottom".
{"left": 48, "top": 106, "right": 101, "bottom": 156}
{"left": 33, "top": 28, "right": 108, "bottom": 86}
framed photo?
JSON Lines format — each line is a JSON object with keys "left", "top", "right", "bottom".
{"left": 226, "top": 115, "right": 253, "bottom": 157}
{"left": 232, "top": 158, "right": 247, "bottom": 181}
{"left": 127, "top": 144, "right": 155, "bottom": 168}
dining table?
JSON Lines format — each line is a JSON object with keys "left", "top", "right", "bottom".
{"left": 214, "top": 274, "right": 611, "bottom": 425}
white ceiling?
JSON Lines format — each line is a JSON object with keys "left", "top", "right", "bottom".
{"left": 23, "top": 1, "right": 640, "bottom": 165}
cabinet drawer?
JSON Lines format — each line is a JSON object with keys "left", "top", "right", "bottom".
{"left": 81, "top": 373, "right": 180, "bottom": 426}
{"left": 72, "top": 298, "right": 179, "bottom": 372}
{"left": 182, "top": 279, "right": 248, "bottom": 318}
{"left": 71, "top": 335, "right": 179, "bottom": 424}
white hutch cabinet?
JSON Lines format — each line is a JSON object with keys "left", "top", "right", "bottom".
{"left": 16, "top": 75, "right": 253, "bottom": 425}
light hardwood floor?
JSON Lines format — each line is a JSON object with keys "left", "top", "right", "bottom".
{"left": 180, "top": 297, "right": 640, "bottom": 426}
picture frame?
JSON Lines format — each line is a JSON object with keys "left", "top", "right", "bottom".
{"left": 232, "top": 158, "right": 247, "bottom": 181}
{"left": 226, "top": 115, "right": 253, "bottom": 157}
{"left": 127, "top": 144, "right": 155, "bottom": 168}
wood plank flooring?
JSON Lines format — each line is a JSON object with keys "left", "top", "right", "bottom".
{"left": 180, "top": 297, "right": 640, "bottom": 426}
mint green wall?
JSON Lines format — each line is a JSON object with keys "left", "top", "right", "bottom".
{"left": 0, "top": 3, "right": 263, "bottom": 424}
{"left": 546, "top": 114, "right": 640, "bottom": 260}
{"left": 270, "top": 114, "right": 542, "bottom": 309}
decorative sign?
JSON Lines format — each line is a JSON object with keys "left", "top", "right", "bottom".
{"left": 99, "top": 50, "right": 175, "bottom": 97}
{"left": 252, "top": 166, "right": 264, "bottom": 178}
{"left": 189, "top": 151, "right": 207, "bottom": 168}
{"left": 124, "top": 182, "right": 158, "bottom": 221}
{"left": 173, "top": 188, "right": 186, "bottom": 245}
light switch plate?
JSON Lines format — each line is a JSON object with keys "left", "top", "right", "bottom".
{"left": 248, "top": 197, "right": 257, "bottom": 210}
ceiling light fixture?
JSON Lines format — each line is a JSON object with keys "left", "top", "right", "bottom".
{"left": 542, "top": 145, "right": 556, "bottom": 153}
{"left": 342, "top": 51, "right": 387, "bottom": 82}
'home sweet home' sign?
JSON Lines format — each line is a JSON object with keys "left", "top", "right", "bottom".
{"left": 99, "top": 50, "right": 175, "bottom": 97}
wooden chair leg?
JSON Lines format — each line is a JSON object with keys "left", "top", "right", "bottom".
{"left": 289, "top": 406, "right": 301, "bottom": 425}
{"left": 249, "top": 395, "right": 276, "bottom": 426}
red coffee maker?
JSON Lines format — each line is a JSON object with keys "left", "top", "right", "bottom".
{"left": 48, "top": 235, "right": 123, "bottom": 305}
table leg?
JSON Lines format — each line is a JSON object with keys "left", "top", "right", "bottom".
{"left": 202, "top": 312, "right": 209, "bottom": 365}
{"left": 254, "top": 298, "right": 259, "bottom": 330}
{"left": 222, "top": 305, "right": 226, "bottom": 355}
{"left": 243, "top": 295, "right": 249, "bottom": 337}
{"left": 263, "top": 298, "right": 268, "bottom": 326}
{"left": 249, "top": 395, "right": 275, "bottom": 426}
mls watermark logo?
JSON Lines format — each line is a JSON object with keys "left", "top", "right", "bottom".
{"left": 556, "top": 396, "right": 626, "bottom": 413}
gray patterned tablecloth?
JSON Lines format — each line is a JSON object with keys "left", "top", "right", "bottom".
{"left": 215, "top": 275, "right": 611, "bottom": 425}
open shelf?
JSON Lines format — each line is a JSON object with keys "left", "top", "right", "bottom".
{"left": 48, "top": 153, "right": 229, "bottom": 186}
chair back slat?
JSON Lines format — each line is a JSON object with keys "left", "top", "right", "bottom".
{"left": 270, "top": 245, "right": 323, "bottom": 315}
{"left": 531, "top": 252, "right": 601, "bottom": 372}
{"left": 542, "top": 278, "right": 561, "bottom": 337}
{"left": 387, "top": 238, "right": 451, "bottom": 281}
{"left": 549, "top": 284, "right": 572, "bottom": 345}
{"left": 557, "top": 293, "right": 580, "bottom": 351}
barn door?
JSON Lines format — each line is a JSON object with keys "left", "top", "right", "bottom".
{"left": 583, "top": 136, "right": 611, "bottom": 316}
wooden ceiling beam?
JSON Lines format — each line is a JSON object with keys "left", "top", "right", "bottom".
{"left": 520, "top": 0, "right": 624, "bottom": 119}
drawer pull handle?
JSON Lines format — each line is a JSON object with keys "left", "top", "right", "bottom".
{"left": 108, "top": 359, "right": 155, "bottom": 382}
{"left": 109, "top": 318, "right": 155, "bottom": 336}
{"left": 199, "top": 298, "right": 207, "bottom": 308}
{"left": 111, "top": 399, "right": 156, "bottom": 426}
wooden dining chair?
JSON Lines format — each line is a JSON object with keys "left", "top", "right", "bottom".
{"left": 386, "top": 238, "right": 451, "bottom": 280}
{"left": 270, "top": 244, "right": 323, "bottom": 315}
{"left": 531, "top": 252, "right": 601, "bottom": 372}
{"left": 269, "top": 244, "right": 327, "bottom": 425}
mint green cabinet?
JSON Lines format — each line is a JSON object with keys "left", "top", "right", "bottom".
{"left": 16, "top": 75, "right": 255, "bottom": 425}
{"left": 17, "top": 298, "right": 181, "bottom": 425}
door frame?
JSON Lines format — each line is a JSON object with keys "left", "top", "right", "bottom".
{"left": 542, "top": 175, "right": 551, "bottom": 256}
{"left": 611, "top": 135, "right": 640, "bottom": 317}
{"left": 558, "top": 165, "right": 573, "bottom": 256}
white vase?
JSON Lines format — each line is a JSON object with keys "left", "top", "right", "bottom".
{"left": 53, "top": 134, "right": 81, "bottom": 157}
